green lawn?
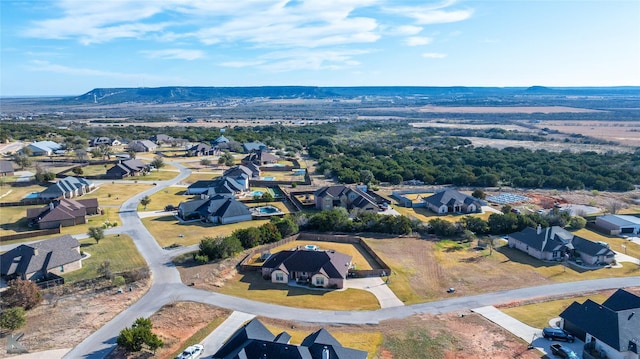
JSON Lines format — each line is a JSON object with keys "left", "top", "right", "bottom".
{"left": 141, "top": 216, "right": 269, "bottom": 247}
{"left": 83, "top": 183, "right": 154, "bottom": 207}
{"left": 393, "top": 206, "right": 492, "bottom": 222}
{"left": 62, "top": 234, "right": 147, "bottom": 283}
{"left": 501, "top": 293, "right": 612, "bottom": 329}
{"left": 215, "top": 271, "right": 380, "bottom": 310}
{"left": 0, "top": 183, "right": 48, "bottom": 202}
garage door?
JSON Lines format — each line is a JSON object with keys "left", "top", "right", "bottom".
{"left": 621, "top": 227, "right": 635, "bottom": 233}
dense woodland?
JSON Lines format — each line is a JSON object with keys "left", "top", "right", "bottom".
{"left": 1, "top": 120, "right": 639, "bottom": 192}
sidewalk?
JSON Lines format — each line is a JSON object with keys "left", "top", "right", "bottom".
{"left": 200, "top": 311, "right": 255, "bottom": 357}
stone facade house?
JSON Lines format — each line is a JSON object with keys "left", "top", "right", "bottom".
{"left": 423, "top": 188, "right": 482, "bottom": 214}
{"left": 261, "top": 249, "right": 352, "bottom": 289}
{"left": 27, "top": 198, "right": 100, "bottom": 229}
{"left": 314, "top": 185, "right": 379, "bottom": 212}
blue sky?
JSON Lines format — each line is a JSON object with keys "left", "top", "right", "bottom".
{"left": 1, "top": 0, "right": 639, "bottom": 96}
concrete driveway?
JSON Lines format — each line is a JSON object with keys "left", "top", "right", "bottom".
{"left": 200, "top": 311, "right": 255, "bottom": 357}
{"left": 344, "top": 277, "right": 404, "bottom": 308}
{"left": 473, "top": 306, "right": 585, "bottom": 357}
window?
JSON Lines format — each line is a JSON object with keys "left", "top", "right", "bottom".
{"left": 59, "top": 265, "right": 64, "bottom": 273}
{"left": 315, "top": 277, "right": 325, "bottom": 286}
{"left": 275, "top": 273, "right": 283, "bottom": 282}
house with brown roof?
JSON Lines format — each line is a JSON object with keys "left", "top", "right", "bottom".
{"left": 314, "top": 185, "right": 379, "bottom": 212}
{"left": 104, "top": 159, "right": 149, "bottom": 179}
{"left": 27, "top": 198, "right": 100, "bottom": 229}
{"left": 0, "top": 235, "right": 82, "bottom": 281}
{"left": 261, "top": 248, "right": 352, "bottom": 289}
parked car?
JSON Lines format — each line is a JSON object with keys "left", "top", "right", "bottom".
{"left": 543, "top": 327, "right": 575, "bottom": 342}
{"left": 550, "top": 343, "right": 579, "bottom": 358}
{"left": 176, "top": 344, "right": 204, "bottom": 359}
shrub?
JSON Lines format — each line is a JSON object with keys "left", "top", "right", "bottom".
{"left": 0, "top": 307, "right": 26, "bottom": 332}
{"left": 2, "top": 278, "right": 42, "bottom": 310}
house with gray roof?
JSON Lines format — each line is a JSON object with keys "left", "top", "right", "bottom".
{"left": 186, "top": 142, "right": 216, "bottom": 157}
{"left": 560, "top": 289, "right": 639, "bottom": 359}
{"left": 27, "top": 198, "right": 100, "bottom": 229}
{"left": 213, "top": 318, "right": 367, "bottom": 359}
{"left": 0, "top": 160, "right": 15, "bottom": 176}
{"left": 127, "top": 140, "right": 157, "bottom": 153}
{"left": 423, "top": 188, "right": 482, "bottom": 214}
{"left": 177, "top": 195, "right": 251, "bottom": 224}
{"left": 224, "top": 164, "right": 260, "bottom": 180}
{"left": 242, "top": 141, "right": 267, "bottom": 153}
{"left": 0, "top": 235, "right": 82, "bottom": 281}
{"left": 595, "top": 215, "right": 640, "bottom": 235}
{"left": 314, "top": 185, "right": 379, "bottom": 212}
{"left": 185, "top": 176, "right": 247, "bottom": 195}
{"left": 89, "top": 137, "right": 121, "bottom": 147}
{"left": 25, "top": 141, "right": 62, "bottom": 156}
{"left": 262, "top": 248, "right": 352, "bottom": 289}
{"left": 508, "top": 225, "right": 615, "bottom": 265}
{"left": 38, "top": 176, "right": 95, "bottom": 200}
{"left": 241, "top": 150, "right": 278, "bottom": 166}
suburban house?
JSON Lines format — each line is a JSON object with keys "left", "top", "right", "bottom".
{"left": 560, "top": 289, "right": 639, "bottom": 359}
{"left": 0, "top": 235, "right": 83, "bottom": 281}
{"left": 0, "top": 160, "right": 15, "bottom": 176}
{"left": 423, "top": 188, "right": 483, "bottom": 214}
{"left": 225, "top": 164, "right": 260, "bottom": 179}
{"left": 127, "top": 140, "right": 157, "bottom": 153}
{"left": 508, "top": 225, "right": 615, "bottom": 265}
{"left": 24, "top": 141, "right": 62, "bottom": 156}
{"left": 261, "top": 248, "right": 353, "bottom": 289}
{"left": 314, "top": 185, "right": 379, "bottom": 212}
{"left": 241, "top": 150, "right": 279, "bottom": 166}
{"left": 105, "top": 159, "right": 149, "bottom": 179}
{"left": 149, "top": 134, "right": 173, "bottom": 144}
{"left": 37, "top": 176, "right": 96, "bottom": 200}
{"left": 212, "top": 318, "right": 367, "bottom": 359}
{"left": 212, "top": 135, "right": 240, "bottom": 152}
{"left": 212, "top": 135, "right": 230, "bottom": 145}
{"left": 177, "top": 195, "right": 252, "bottom": 224}
{"left": 27, "top": 198, "right": 100, "bottom": 229}
{"left": 242, "top": 141, "right": 268, "bottom": 153}
{"left": 186, "top": 143, "right": 216, "bottom": 156}
{"left": 595, "top": 215, "right": 640, "bottom": 235}
{"left": 185, "top": 176, "right": 247, "bottom": 195}
{"left": 89, "top": 137, "right": 121, "bottom": 147}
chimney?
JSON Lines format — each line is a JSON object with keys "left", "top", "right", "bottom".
{"left": 322, "top": 346, "right": 330, "bottom": 359}
{"left": 49, "top": 202, "right": 55, "bottom": 211}
{"left": 537, "top": 224, "right": 542, "bottom": 235}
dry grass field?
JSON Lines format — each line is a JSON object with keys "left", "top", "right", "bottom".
{"left": 416, "top": 105, "right": 602, "bottom": 113}
{"left": 536, "top": 120, "right": 640, "bottom": 147}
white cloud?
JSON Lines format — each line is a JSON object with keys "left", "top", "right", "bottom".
{"left": 140, "top": 49, "right": 205, "bottom": 60}
{"left": 220, "top": 60, "right": 265, "bottom": 68}
{"left": 405, "top": 36, "right": 433, "bottom": 46}
{"left": 26, "top": 60, "right": 176, "bottom": 82}
{"left": 422, "top": 52, "right": 447, "bottom": 59}
{"left": 388, "top": 25, "right": 423, "bottom": 36}
{"left": 385, "top": 1, "right": 473, "bottom": 25}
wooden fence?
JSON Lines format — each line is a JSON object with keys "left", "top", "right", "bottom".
{"left": 0, "top": 226, "right": 61, "bottom": 242}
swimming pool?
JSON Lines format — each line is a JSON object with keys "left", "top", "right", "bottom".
{"left": 258, "top": 206, "right": 279, "bottom": 214}
{"left": 260, "top": 176, "right": 275, "bottom": 181}
{"left": 252, "top": 191, "right": 264, "bottom": 197}
{"left": 23, "top": 192, "right": 39, "bottom": 199}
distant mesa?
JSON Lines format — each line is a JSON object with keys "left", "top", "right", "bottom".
{"left": 525, "top": 85, "right": 553, "bottom": 93}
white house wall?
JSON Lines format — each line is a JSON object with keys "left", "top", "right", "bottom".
{"left": 271, "top": 270, "right": 288, "bottom": 284}
{"left": 585, "top": 333, "right": 638, "bottom": 359}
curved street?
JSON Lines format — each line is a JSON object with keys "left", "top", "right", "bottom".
{"left": 55, "top": 163, "right": 640, "bottom": 358}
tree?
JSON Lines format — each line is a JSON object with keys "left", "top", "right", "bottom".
{"left": 200, "top": 158, "right": 211, "bottom": 166}
{"left": 428, "top": 218, "right": 463, "bottom": 237}
{"left": 3, "top": 278, "right": 42, "bottom": 310}
{"left": 75, "top": 149, "right": 89, "bottom": 161}
{"left": 259, "top": 222, "right": 282, "bottom": 244}
{"left": 359, "top": 169, "right": 374, "bottom": 185}
{"left": 199, "top": 236, "right": 243, "bottom": 261}
{"left": 140, "top": 195, "right": 151, "bottom": 210}
{"left": 150, "top": 156, "right": 165, "bottom": 170}
{"left": 88, "top": 226, "right": 105, "bottom": 244}
{"left": 0, "top": 307, "right": 26, "bottom": 332}
{"left": 605, "top": 200, "right": 623, "bottom": 214}
{"left": 13, "top": 153, "right": 31, "bottom": 170}
{"left": 272, "top": 215, "right": 299, "bottom": 237}
{"left": 260, "top": 192, "right": 274, "bottom": 203}
{"left": 97, "top": 261, "right": 113, "bottom": 280}
{"left": 116, "top": 317, "right": 163, "bottom": 353}
{"left": 218, "top": 151, "right": 234, "bottom": 167}
{"left": 471, "top": 189, "right": 486, "bottom": 199}
{"left": 568, "top": 216, "right": 587, "bottom": 229}
{"left": 233, "top": 227, "right": 262, "bottom": 249}
{"left": 461, "top": 216, "right": 490, "bottom": 235}
{"left": 71, "top": 166, "right": 84, "bottom": 175}
{"left": 127, "top": 150, "right": 137, "bottom": 159}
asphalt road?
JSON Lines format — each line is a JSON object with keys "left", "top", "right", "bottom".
{"left": 29, "top": 163, "right": 635, "bottom": 358}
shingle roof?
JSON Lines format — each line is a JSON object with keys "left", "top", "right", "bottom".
{"left": 213, "top": 318, "right": 367, "bottom": 359}
{"left": 178, "top": 195, "right": 250, "bottom": 220}
{"left": 38, "top": 176, "right": 93, "bottom": 199}
{"left": 0, "top": 234, "right": 81, "bottom": 277}
{"left": 560, "top": 289, "right": 640, "bottom": 354}
{"left": 262, "top": 250, "right": 351, "bottom": 280}
{"left": 188, "top": 143, "right": 212, "bottom": 152}
{"left": 243, "top": 141, "right": 267, "bottom": 152}
{"left": 0, "top": 160, "right": 14, "bottom": 173}
{"left": 423, "top": 188, "right": 482, "bottom": 208}
{"left": 602, "top": 288, "right": 640, "bottom": 311}
{"left": 28, "top": 141, "right": 61, "bottom": 153}
{"left": 508, "top": 226, "right": 569, "bottom": 252}
{"left": 570, "top": 236, "right": 615, "bottom": 257}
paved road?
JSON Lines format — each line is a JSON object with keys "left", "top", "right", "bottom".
{"left": 48, "top": 163, "right": 640, "bottom": 358}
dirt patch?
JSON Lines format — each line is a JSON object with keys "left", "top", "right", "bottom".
{"left": 485, "top": 188, "right": 640, "bottom": 212}
{"left": 107, "top": 302, "right": 231, "bottom": 359}
{"left": 0, "top": 278, "right": 151, "bottom": 357}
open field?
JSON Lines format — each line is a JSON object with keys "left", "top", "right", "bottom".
{"left": 62, "top": 234, "right": 148, "bottom": 283}
{"left": 411, "top": 122, "right": 537, "bottom": 131}
{"left": 137, "top": 185, "right": 191, "bottom": 211}
{"left": 500, "top": 287, "right": 640, "bottom": 329}
{"left": 244, "top": 240, "right": 377, "bottom": 270}
{"left": 142, "top": 215, "right": 269, "bottom": 247}
{"left": 0, "top": 183, "right": 48, "bottom": 202}
{"left": 536, "top": 120, "right": 640, "bottom": 147}
{"left": 83, "top": 183, "right": 154, "bottom": 206}
{"left": 364, "top": 237, "right": 640, "bottom": 305}
{"left": 417, "top": 105, "right": 603, "bottom": 113}
{"left": 465, "top": 136, "right": 634, "bottom": 153}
